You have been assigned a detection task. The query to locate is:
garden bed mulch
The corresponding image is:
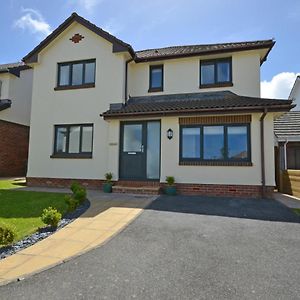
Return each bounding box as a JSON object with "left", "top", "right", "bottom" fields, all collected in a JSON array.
[{"left": 0, "top": 199, "right": 90, "bottom": 260}]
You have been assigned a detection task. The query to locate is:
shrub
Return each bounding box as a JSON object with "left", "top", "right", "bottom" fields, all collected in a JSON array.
[
  {"left": 105, "top": 172, "right": 113, "bottom": 183},
  {"left": 0, "top": 224, "right": 16, "bottom": 245},
  {"left": 70, "top": 182, "right": 87, "bottom": 205},
  {"left": 74, "top": 187, "right": 87, "bottom": 204},
  {"left": 166, "top": 176, "right": 175, "bottom": 186},
  {"left": 70, "top": 181, "right": 81, "bottom": 194},
  {"left": 64, "top": 195, "right": 79, "bottom": 212},
  {"left": 41, "top": 207, "right": 62, "bottom": 228}
]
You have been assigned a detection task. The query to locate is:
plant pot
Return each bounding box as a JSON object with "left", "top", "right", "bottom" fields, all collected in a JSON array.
[
  {"left": 103, "top": 183, "right": 112, "bottom": 193},
  {"left": 165, "top": 185, "right": 177, "bottom": 196}
]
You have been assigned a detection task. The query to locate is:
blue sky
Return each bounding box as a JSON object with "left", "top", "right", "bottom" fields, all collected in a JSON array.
[{"left": 1, "top": 0, "right": 299, "bottom": 98}]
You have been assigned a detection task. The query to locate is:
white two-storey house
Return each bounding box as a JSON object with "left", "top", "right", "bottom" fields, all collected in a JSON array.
[{"left": 23, "top": 13, "right": 293, "bottom": 197}]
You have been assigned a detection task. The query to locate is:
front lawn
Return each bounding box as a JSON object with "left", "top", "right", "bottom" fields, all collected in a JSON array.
[
  {"left": 0, "top": 189, "right": 68, "bottom": 246},
  {"left": 0, "top": 178, "right": 26, "bottom": 190}
]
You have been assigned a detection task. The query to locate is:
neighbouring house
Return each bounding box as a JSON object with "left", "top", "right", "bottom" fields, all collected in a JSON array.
[
  {"left": 22, "top": 12, "right": 294, "bottom": 197},
  {"left": 274, "top": 75, "right": 300, "bottom": 197},
  {"left": 289, "top": 75, "right": 300, "bottom": 110},
  {"left": 0, "top": 63, "right": 33, "bottom": 177}
]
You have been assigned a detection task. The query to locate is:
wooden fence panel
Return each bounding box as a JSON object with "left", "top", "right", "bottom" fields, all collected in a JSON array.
[{"left": 281, "top": 170, "right": 300, "bottom": 198}]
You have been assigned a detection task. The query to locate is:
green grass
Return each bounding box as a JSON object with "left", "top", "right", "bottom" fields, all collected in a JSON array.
[
  {"left": 292, "top": 208, "right": 300, "bottom": 216},
  {"left": 0, "top": 178, "right": 26, "bottom": 190},
  {"left": 0, "top": 187, "right": 68, "bottom": 246}
]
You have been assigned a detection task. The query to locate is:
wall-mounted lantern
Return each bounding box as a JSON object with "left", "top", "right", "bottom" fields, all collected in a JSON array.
[{"left": 167, "top": 128, "right": 173, "bottom": 140}]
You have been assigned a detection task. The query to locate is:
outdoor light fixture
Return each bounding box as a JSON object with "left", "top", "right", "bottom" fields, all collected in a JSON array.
[{"left": 167, "top": 128, "right": 173, "bottom": 140}]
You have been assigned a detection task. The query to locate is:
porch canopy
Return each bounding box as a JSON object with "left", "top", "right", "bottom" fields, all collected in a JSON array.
[{"left": 102, "top": 91, "right": 294, "bottom": 119}]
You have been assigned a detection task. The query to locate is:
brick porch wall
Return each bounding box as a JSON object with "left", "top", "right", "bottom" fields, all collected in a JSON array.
[
  {"left": 0, "top": 120, "right": 29, "bottom": 177},
  {"left": 26, "top": 177, "right": 106, "bottom": 189},
  {"left": 27, "top": 176, "right": 273, "bottom": 198},
  {"left": 167, "top": 183, "right": 274, "bottom": 198}
]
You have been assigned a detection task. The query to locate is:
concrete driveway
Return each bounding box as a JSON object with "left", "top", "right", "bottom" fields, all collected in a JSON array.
[{"left": 1, "top": 196, "right": 300, "bottom": 299}]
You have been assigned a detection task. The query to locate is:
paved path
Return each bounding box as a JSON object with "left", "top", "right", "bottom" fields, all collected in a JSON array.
[
  {"left": 0, "top": 196, "right": 299, "bottom": 299},
  {"left": 273, "top": 192, "right": 300, "bottom": 209},
  {"left": 0, "top": 189, "right": 155, "bottom": 286}
]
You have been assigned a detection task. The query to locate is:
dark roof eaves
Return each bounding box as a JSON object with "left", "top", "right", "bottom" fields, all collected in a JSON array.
[
  {"left": 0, "top": 65, "right": 31, "bottom": 77},
  {"left": 22, "top": 13, "right": 274, "bottom": 65},
  {"left": 23, "top": 13, "right": 135, "bottom": 63}
]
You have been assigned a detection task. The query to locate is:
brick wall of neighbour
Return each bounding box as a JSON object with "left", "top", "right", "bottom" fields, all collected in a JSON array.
[
  {"left": 0, "top": 120, "right": 29, "bottom": 177},
  {"left": 27, "top": 176, "right": 273, "bottom": 198}
]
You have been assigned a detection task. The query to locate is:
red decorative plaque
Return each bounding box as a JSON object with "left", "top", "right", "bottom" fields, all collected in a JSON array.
[{"left": 70, "top": 33, "right": 84, "bottom": 43}]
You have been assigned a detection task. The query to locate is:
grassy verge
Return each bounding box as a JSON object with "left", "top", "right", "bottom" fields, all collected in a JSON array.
[
  {"left": 0, "top": 178, "right": 26, "bottom": 190},
  {"left": 292, "top": 208, "right": 300, "bottom": 216},
  {"left": 0, "top": 179, "right": 68, "bottom": 246}
]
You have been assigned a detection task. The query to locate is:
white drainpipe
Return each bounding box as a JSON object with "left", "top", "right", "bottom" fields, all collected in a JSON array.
[{"left": 283, "top": 140, "right": 288, "bottom": 170}]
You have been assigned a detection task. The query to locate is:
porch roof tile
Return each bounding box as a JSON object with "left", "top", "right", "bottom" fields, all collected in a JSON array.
[{"left": 102, "top": 91, "right": 294, "bottom": 119}]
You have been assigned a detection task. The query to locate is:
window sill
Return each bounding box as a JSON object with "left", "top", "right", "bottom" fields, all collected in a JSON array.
[
  {"left": 199, "top": 82, "right": 233, "bottom": 89},
  {"left": 148, "top": 87, "right": 163, "bottom": 93},
  {"left": 54, "top": 83, "right": 95, "bottom": 91},
  {"left": 179, "top": 160, "right": 252, "bottom": 167},
  {"left": 50, "top": 153, "right": 92, "bottom": 159}
]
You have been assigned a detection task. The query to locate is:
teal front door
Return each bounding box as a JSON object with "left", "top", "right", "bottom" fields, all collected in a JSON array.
[{"left": 120, "top": 121, "right": 160, "bottom": 180}]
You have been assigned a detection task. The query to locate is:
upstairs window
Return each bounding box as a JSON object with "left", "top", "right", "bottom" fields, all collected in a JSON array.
[
  {"left": 56, "top": 59, "right": 96, "bottom": 90},
  {"left": 200, "top": 58, "right": 232, "bottom": 88},
  {"left": 53, "top": 124, "right": 93, "bottom": 158},
  {"left": 149, "top": 65, "right": 163, "bottom": 92}
]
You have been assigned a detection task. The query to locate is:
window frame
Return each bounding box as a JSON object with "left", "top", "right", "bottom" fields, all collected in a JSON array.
[
  {"left": 55, "top": 59, "right": 96, "bottom": 90},
  {"left": 148, "top": 64, "right": 164, "bottom": 92},
  {"left": 199, "top": 57, "right": 233, "bottom": 89},
  {"left": 179, "top": 123, "right": 251, "bottom": 165},
  {"left": 52, "top": 123, "right": 94, "bottom": 158}
]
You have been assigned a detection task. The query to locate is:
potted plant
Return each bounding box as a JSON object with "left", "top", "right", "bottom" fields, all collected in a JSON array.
[
  {"left": 103, "top": 172, "right": 113, "bottom": 193},
  {"left": 165, "top": 176, "right": 176, "bottom": 196}
]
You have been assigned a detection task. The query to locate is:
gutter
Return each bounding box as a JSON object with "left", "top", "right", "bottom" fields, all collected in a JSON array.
[
  {"left": 124, "top": 58, "right": 133, "bottom": 103},
  {"left": 260, "top": 108, "right": 267, "bottom": 198}
]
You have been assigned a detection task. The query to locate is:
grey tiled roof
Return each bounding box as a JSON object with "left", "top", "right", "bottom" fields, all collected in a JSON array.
[
  {"left": 0, "top": 62, "right": 30, "bottom": 76},
  {"left": 22, "top": 12, "right": 275, "bottom": 64},
  {"left": 135, "top": 40, "right": 274, "bottom": 62},
  {"left": 274, "top": 111, "right": 300, "bottom": 140},
  {"left": 0, "top": 99, "right": 12, "bottom": 111},
  {"left": 102, "top": 91, "right": 293, "bottom": 118},
  {"left": 0, "top": 62, "right": 24, "bottom": 71}
]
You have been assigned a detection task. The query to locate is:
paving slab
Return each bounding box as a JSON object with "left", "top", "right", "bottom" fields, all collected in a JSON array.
[
  {"left": 0, "top": 189, "right": 155, "bottom": 286},
  {"left": 273, "top": 192, "right": 300, "bottom": 209}
]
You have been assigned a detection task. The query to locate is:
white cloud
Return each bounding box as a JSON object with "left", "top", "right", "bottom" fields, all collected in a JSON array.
[
  {"left": 261, "top": 72, "right": 298, "bottom": 99},
  {"left": 14, "top": 8, "right": 51, "bottom": 37},
  {"left": 77, "top": 0, "right": 103, "bottom": 12}
]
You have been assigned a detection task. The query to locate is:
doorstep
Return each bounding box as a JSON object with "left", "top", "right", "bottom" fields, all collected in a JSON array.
[{"left": 112, "top": 185, "right": 160, "bottom": 195}]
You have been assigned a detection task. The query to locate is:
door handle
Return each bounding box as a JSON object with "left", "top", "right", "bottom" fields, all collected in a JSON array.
[{"left": 141, "top": 145, "right": 144, "bottom": 153}]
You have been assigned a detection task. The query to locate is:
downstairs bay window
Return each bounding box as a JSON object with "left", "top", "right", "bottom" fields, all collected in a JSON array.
[
  {"left": 52, "top": 124, "right": 93, "bottom": 158},
  {"left": 180, "top": 124, "right": 251, "bottom": 166}
]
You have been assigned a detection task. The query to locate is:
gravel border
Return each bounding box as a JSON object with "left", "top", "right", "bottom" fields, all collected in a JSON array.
[{"left": 0, "top": 200, "right": 90, "bottom": 260}]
